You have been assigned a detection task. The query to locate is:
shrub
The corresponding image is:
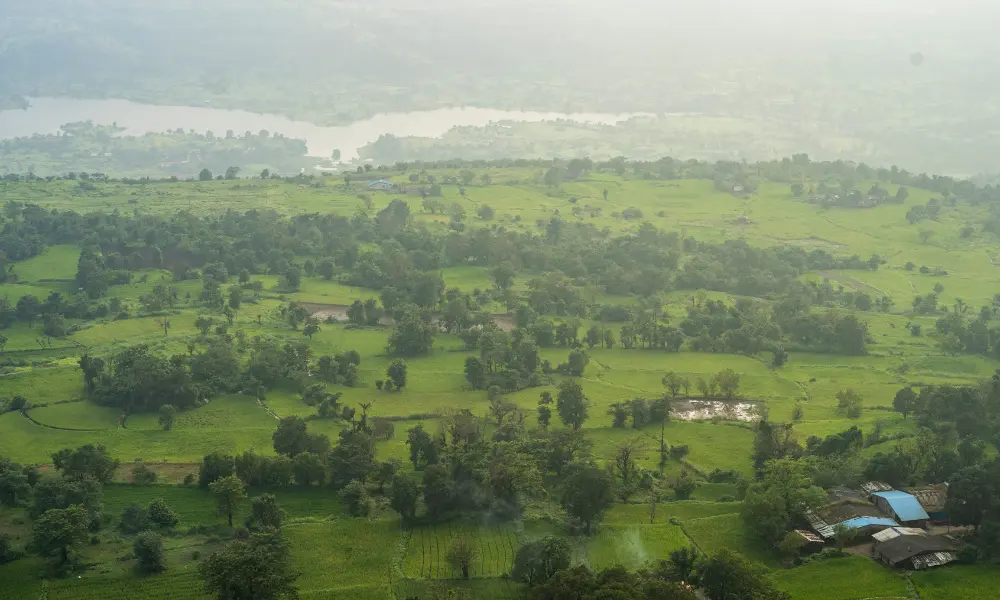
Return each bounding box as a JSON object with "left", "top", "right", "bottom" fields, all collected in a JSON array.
[
  {"left": 133, "top": 531, "right": 166, "bottom": 574},
  {"left": 147, "top": 498, "right": 179, "bottom": 529},
  {"left": 131, "top": 462, "right": 157, "bottom": 486},
  {"left": 120, "top": 503, "right": 150, "bottom": 534}
]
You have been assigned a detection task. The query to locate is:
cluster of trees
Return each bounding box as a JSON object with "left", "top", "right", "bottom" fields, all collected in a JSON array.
[
  {"left": 80, "top": 335, "right": 361, "bottom": 415},
  {"left": 929, "top": 306, "right": 1000, "bottom": 358},
  {"left": 0, "top": 445, "right": 118, "bottom": 574},
  {"left": 515, "top": 542, "right": 788, "bottom": 600}
]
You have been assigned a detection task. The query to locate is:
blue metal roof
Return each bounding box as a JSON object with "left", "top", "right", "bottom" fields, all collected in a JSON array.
[
  {"left": 367, "top": 179, "right": 393, "bottom": 186},
  {"left": 837, "top": 516, "right": 898, "bottom": 531},
  {"left": 873, "top": 491, "right": 931, "bottom": 522}
]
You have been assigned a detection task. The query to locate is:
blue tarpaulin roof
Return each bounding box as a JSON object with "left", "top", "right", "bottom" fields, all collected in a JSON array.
[
  {"left": 874, "top": 491, "right": 931, "bottom": 522},
  {"left": 837, "top": 516, "right": 898, "bottom": 531}
]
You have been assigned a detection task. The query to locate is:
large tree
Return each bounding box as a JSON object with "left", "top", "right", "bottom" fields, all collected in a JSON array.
[
  {"left": 200, "top": 531, "right": 298, "bottom": 600},
  {"left": 32, "top": 505, "right": 89, "bottom": 571},
  {"left": 556, "top": 380, "right": 589, "bottom": 430},
  {"left": 209, "top": 475, "right": 246, "bottom": 527},
  {"left": 561, "top": 466, "right": 614, "bottom": 535}
]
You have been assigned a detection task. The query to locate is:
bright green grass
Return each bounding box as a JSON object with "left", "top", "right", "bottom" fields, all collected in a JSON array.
[
  {"left": 0, "top": 365, "right": 83, "bottom": 404},
  {"left": 403, "top": 520, "right": 520, "bottom": 579},
  {"left": 394, "top": 578, "right": 523, "bottom": 600},
  {"left": 683, "top": 513, "right": 779, "bottom": 567},
  {"left": 46, "top": 571, "right": 212, "bottom": 600},
  {"left": 287, "top": 518, "right": 400, "bottom": 599},
  {"left": 28, "top": 400, "right": 121, "bottom": 430},
  {"left": 0, "top": 395, "right": 277, "bottom": 463},
  {"left": 604, "top": 501, "right": 741, "bottom": 525},
  {"left": 773, "top": 556, "right": 909, "bottom": 600},
  {"left": 583, "top": 524, "right": 690, "bottom": 570},
  {"left": 14, "top": 245, "right": 81, "bottom": 282},
  {"left": 911, "top": 564, "right": 1000, "bottom": 600}
]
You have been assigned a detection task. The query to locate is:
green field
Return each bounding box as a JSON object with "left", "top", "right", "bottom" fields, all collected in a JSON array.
[{"left": 1, "top": 167, "right": 997, "bottom": 599}]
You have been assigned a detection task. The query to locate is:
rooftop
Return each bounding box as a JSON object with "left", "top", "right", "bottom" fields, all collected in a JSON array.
[
  {"left": 908, "top": 485, "right": 948, "bottom": 513},
  {"left": 837, "top": 516, "right": 898, "bottom": 531},
  {"left": 874, "top": 491, "right": 931, "bottom": 522},
  {"left": 876, "top": 534, "right": 957, "bottom": 566},
  {"left": 872, "top": 527, "right": 929, "bottom": 543}
]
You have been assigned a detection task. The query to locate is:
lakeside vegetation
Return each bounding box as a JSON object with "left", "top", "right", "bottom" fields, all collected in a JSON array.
[{"left": 0, "top": 156, "right": 999, "bottom": 599}]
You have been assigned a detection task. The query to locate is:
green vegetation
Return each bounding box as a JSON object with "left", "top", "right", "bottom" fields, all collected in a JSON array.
[{"left": 0, "top": 157, "right": 998, "bottom": 599}]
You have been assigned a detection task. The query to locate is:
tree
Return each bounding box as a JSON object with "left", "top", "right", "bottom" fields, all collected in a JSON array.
[
  {"left": 893, "top": 387, "right": 916, "bottom": 419},
  {"left": 491, "top": 263, "right": 516, "bottom": 291},
  {"left": 0, "top": 457, "right": 32, "bottom": 507},
  {"left": 199, "top": 168, "right": 213, "bottom": 181},
  {"left": 209, "top": 475, "right": 246, "bottom": 527},
  {"left": 464, "top": 356, "right": 487, "bottom": 389},
  {"left": 327, "top": 429, "right": 376, "bottom": 490},
  {"left": 292, "top": 453, "right": 326, "bottom": 487},
  {"left": 272, "top": 417, "right": 314, "bottom": 457},
  {"left": 51, "top": 444, "right": 119, "bottom": 483},
  {"left": 771, "top": 346, "right": 788, "bottom": 368},
  {"left": 195, "top": 316, "right": 215, "bottom": 335},
  {"left": 556, "top": 380, "right": 589, "bottom": 430},
  {"left": 698, "top": 549, "right": 787, "bottom": 600},
  {"left": 946, "top": 462, "right": 999, "bottom": 530},
  {"left": 16, "top": 294, "right": 41, "bottom": 327},
  {"left": 667, "top": 546, "right": 701, "bottom": 583},
  {"left": 537, "top": 405, "right": 552, "bottom": 428},
  {"left": 302, "top": 317, "right": 320, "bottom": 339},
  {"left": 561, "top": 466, "right": 615, "bottom": 535},
  {"left": 318, "top": 258, "right": 335, "bottom": 281},
  {"left": 0, "top": 334, "right": 7, "bottom": 354},
  {"left": 714, "top": 369, "right": 740, "bottom": 399},
  {"left": 511, "top": 536, "right": 572, "bottom": 585},
  {"left": 147, "top": 497, "right": 179, "bottom": 528},
  {"left": 249, "top": 494, "right": 285, "bottom": 530},
  {"left": 390, "top": 473, "right": 420, "bottom": 522},
  {"left": 387, "top": 359, "right": 408, "bottom": 390},
  {"left": 31, "top": 505, "right": 89, "bottom": 570},
  {"left": 225, "top": 166, "right": 241, "bottom": 180},
  {"left": 158, "top": 404, "right": 177, "bottom": 431},
  {"left": 200, "top": 532, "right": 298, "bottom": 600},
  {"left": 563, "top": 349, "right": 589, "bottom": 376},
  {"left": 672, "top": 471, "right": 697, "bottom": 500},
  {"left": 662, "top": 372, "right": 684, "bottom": 398},
  {"left": 741, "top": 458, "right": 825, "bottom": 544},
  {"left": 446, "top": 537, "right": 476, "bottom": 579},
  {"left": 836, "top": 389, "right": 864, "bottom": 419},
  {"left": 387, "top": 312, "right": 437, "bottom": 356},
  {"left": 133, "top": 531, "right": 166, "bottom": 574}
]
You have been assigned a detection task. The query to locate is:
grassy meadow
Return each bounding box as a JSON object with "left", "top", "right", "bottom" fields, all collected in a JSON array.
[{"left": 1, "top": 170, "right": 998, "bottom": 599}]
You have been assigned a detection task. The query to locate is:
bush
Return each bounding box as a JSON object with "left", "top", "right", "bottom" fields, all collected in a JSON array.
[
  {"left": 147, "top": 498, "right": 179, "bottom": 529},
  {"left": 0, "top": 533, "right": 22, "bottom": 564},
  {"left": 341, "top": 480, "right": 373, "bottom": 517},
  {"left": 131, "top": 462, "right": 157, "bottom": 485},
  {"left": 133, "top": 531, "right": 166, "bottom": 574},
  {"left": 120, "top": 503, "right": 150, "bottom": 534}
]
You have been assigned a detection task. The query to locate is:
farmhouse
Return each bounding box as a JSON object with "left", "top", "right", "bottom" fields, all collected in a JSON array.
[
  {"left": 873, "top": 532, "right": 958, "bottom": 570},
  {"left": 367, "top": 179, "right": 395, "bottom": 191},
  {"left": 836, "top": 516, "right": 898, "bottom": 537},
  {"left": 872, "top": 491, "right": 930, "bottom": 528}
]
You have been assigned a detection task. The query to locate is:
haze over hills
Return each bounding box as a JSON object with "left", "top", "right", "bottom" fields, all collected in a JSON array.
[{"left": 2, "top": 0, "right": 1000, "bottom": 174}]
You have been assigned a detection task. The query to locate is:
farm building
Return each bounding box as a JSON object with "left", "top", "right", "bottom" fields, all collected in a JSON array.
[
  {"left": 873, "top": 533, "right": 958, "bottom": 569},
  {"left": 908, "top": 485, "right": 949, "bottom": 521},
  {"left": 791, "top": 530, "right": 826, "bottom": 553},
  {"left": 872, "top": 491, "right": 930, "bottom": 527},
  {"left": 836, "top": 516, "right": 898, "bottom": 537},
  {"left": 367, "top": 179, "right": 395, "bottom": 191},
  {"left": 862, "top": 481, "right": 894, "bottom": 495}
]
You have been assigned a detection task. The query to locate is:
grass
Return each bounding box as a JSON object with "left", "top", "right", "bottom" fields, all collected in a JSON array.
[
  {"left": 773, "top": 556, "right": 910, "bottom": 600},
  {"left": 583, "top": 524, "right": 690, "bottom": 570},
  {"left": 1, "top": 172, "right": 999, "bottom": 599},
  {"left": 683, "top": 513, "right": 779, "bottom": 568},
  {"left": 402, "top": 520, "right": 520, "bottom": 579},
  {"left": 911, "top": 564, "right": 1000, "bottom": 600}
]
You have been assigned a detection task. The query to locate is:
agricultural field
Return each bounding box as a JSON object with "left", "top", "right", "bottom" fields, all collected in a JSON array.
[{"left": 1, "top": 166, "right": 999, "bottom": 599}]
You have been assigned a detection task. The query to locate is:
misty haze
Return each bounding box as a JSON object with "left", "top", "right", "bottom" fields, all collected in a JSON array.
[{"left": 0, "top": 2, "right": 997, "bottom": 600}]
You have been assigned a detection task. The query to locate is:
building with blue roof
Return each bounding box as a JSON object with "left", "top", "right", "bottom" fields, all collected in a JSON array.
[
  {"left": 836, "top": 516, "right": 898, "bottom": 535},
  {"left": 367, "top": 179, "right": 395, "bottom": 191},
  {"left": 873, "top": 491, "right": 930, "bottom": 526}
]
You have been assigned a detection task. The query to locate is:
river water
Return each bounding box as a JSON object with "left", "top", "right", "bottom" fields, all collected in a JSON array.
[{"left": 0, "top": 97, "right": 646, "bottom": 161}]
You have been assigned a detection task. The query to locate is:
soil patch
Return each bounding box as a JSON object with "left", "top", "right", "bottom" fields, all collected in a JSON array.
[{"left": 670, "top": 398, "right": 759, "bottom": 422}]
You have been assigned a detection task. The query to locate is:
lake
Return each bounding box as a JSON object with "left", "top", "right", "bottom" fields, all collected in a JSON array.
[{"left": 0, "top": 97, "right": 647, "bottom": 161}]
